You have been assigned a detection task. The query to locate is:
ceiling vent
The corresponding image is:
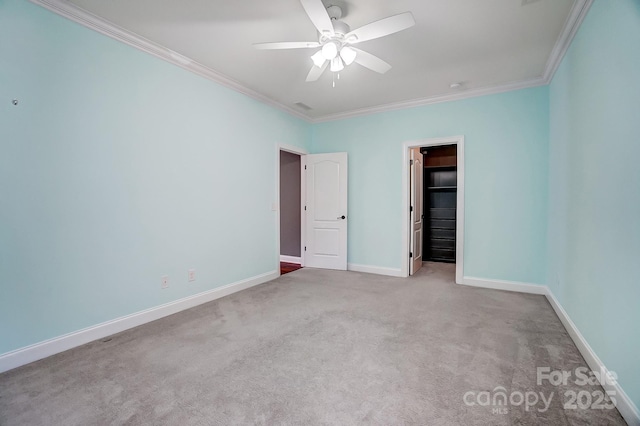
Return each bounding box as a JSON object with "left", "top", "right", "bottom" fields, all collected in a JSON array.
[
  {"left": 521, "top": 0, "right": 542, "bottom": 5},
  {"left": 294, "top": 102, "right": 313, "bottom": 111}
]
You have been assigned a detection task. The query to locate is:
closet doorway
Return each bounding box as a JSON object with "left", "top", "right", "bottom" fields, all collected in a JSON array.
[
  {"left": 402, "top": 137, "right": 465, "bottom": 282},
  {"left": 277, "top": 145, "right": 306, "bottom": 275},
  {"left": 422, "top": 145, "right": 457, "bottom": 263}
]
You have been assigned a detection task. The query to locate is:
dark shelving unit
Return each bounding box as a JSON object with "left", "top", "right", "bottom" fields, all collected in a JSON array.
[{"left": 423, "top": 150, "right": 457, "bottom": 263}]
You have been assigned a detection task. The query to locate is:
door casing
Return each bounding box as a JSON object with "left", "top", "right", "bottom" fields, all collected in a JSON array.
[
  {"left": 276, "top": 144, "right": 307, "bottom": 274},
  {"left": 401, "top": 136, "right": 465, "bottom": 282}
]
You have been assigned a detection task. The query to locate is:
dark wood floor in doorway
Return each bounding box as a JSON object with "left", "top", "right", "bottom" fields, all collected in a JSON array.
[{"left": 280, "top": 262, "right": 302, "bottom": 275}]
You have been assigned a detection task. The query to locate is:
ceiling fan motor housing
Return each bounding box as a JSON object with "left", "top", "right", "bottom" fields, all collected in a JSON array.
[
  {"left": 326, "top": 5, "right": 343, "bottom": 20},
  {"left": 332, "top": 20, "right": 350, "bottom": 36}
]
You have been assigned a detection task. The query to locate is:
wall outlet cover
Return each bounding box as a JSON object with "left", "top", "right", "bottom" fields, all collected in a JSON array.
[
  {"left": 161, "top": 275, "right": 169, "bottom": 289},
  {"left": 188, "top": 269, "right": 196, "bottom": 282}
]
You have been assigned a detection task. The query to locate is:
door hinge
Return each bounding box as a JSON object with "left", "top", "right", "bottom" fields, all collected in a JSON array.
[
  {"left": 304, "top": 246, "right": 307, "bottom": 251},
  {"left": 304, "top": 165, "right": 307, "bottom": 170},
  {"left": 410, "top": 252, "right": 413, "bottom": 258},
  {"left": 410, "top": 160, "right": 414, "bottom": 166},
  {"left": 410, "top": 206, "right": 413, "bottom": 212},
  {"left": 304, "top": 205, "right": 307, "bottom": 211}
]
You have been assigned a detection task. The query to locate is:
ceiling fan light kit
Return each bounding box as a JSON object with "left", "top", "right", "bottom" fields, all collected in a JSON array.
[
  {"left": 340, "top": 46, "right": 357, "bottom": 66},
  {"left": 321, "top": 41, "right": 338, "bottom": 60},
  {"left": 253, "top": 0, "right": 415, "bottom": 84},
  {"left": 330, "top": 56, "right": 344, "bottom": 72},
  {"left": 311, "top": 50, "right": 326, "bottom": 67}
]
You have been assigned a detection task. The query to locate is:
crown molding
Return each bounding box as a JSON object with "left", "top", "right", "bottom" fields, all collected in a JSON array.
[
  {"left": 28, "top": 0, "right": 312, "bottom": 123},
  {"left": 312, "top": 0, "right": 592, "bottom": 123},
  {"left": 542, "top": 0, "right": 594, "bottom": 83},
  {"left": 311, "top": 77, "right": 547, "bottom": 123},
  {"left": 29, "top": 0, "right": 592, "bottom": 124}
]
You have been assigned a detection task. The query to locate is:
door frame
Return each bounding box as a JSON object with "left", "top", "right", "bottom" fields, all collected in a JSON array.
[
  {"left": 276, "top": 144, "right": 308, "bottom": 275},
  {"left": 401, "top": 136, "right": 465, "bottom": 282}
]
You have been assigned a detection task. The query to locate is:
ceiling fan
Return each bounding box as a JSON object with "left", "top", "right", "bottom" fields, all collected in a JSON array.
[{"left": 253, "top": 0, "right": 415, "bottom": 82}]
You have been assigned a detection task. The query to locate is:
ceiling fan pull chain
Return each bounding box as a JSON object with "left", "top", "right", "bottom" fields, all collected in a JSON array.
[{"left": 332, "top": 73, "right": 336, "bottom": 88}]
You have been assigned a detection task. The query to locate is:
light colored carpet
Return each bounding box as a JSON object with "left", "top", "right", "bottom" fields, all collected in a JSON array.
[{"left": 0, "top": 263, "right": 626, "bottom": 425}]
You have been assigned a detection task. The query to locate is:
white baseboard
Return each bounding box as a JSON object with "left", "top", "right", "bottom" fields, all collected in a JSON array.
[
  {"left": 545, "top": 289, "right": 640, "bottom": 426},
  {"left": 0, "top": 270, "right": 278, "bottom": 373},
  {"left": 2, "top": 268, "right": 637, "bottom": 425},
  {"left": 280, "top": 255, "right": 301, "bottom": 264},
  {"left": 347, "top": 263, "right": 404, "bottom": 277},
  {"left": 460, "top": 276, "right": 639, "bottom": 425},
  {"left": 461, "top": 276, "right": 548, "bottom": 295}
]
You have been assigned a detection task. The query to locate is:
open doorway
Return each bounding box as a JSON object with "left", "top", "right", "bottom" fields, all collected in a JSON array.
[
  {"left": 277, "top": 145, "right": 306, "bottom": 275},
  {"left": 422, "top": 145, "right": 457, "bottom": 263},
  {"left": 402, "top": 137, "right": 465, "bottom": 282},
  {"left": 276, "top": 146, "right": 349, "bottom": 275}
]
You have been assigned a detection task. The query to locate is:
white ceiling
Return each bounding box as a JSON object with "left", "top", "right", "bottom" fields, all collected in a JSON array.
[{"left": 57, "top": 0, "right": 578, "bottom": 120}]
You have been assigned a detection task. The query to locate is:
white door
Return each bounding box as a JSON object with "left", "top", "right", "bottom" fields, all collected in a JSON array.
[
  {"left": 304, "top": 153, "right": 348, "bottom": 270},
  {"left": 409, "top": 148, "right": 424, "bottom": 275}
]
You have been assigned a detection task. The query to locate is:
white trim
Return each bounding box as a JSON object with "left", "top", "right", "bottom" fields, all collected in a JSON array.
[
  {"left": 311, "top": 0, "right": 591, "bottom": 122},
  {"left": 0, "top": 270, "right": 278, "bottom": 373},
  {"left": 542, "top": 0, "right": 594, "bottom": 83},
  {"left": 276, "top": 144, "right": 308, "bottom": 274},
  {"left": 461, "top": 276, "right": 547, "bottom": 295},
  {"left": 545, "top": 290, "right": 640, "bottom": 426},
  {"left": 401, "top": 136, "right": 465, "bottom": 282},
  {"left": 300, "top": 155, "right": 307, "bottom": 267},
  {"left": 347, "top": 263, "right": 404, "bottom": 278},
  {"left": 451, "top": 274, "right": 639, "bottom": 426},
  {"left": 28, "top": 0, "right": 591, "bottom": 124},
  {"left": 280, "top": 255, "right": 301, "bottom": 264},
  {"left": 314, "top": 78, "right": 546, "bottom": 123},
  {"left": 318, "top": 0, "right": 593, "bottom": 123},
  {"left": 27, "top": 0, "right": 310, "bottom": 123},
  {"left": 278, "top": 143, "right": 308, "bottom": 156},
  {"left": 455, "top": 140, "right": 465, "bottom": 285}
]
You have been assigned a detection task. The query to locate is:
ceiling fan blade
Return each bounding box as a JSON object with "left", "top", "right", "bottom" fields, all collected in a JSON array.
[
  {"left": 306, "top": 62, "right": 329, "bottom": 82},
  {"left": 253, "top": 41, "right": 320, "bottom": 50},
  {"left": 351, "top": 48, "right": 392, "bottom": 74},
  {"left": 345, "top": 12, "right": 415, "bottom": 43},
  {"left": 300, "top": 0, "right": 334, "bottom": 36}
]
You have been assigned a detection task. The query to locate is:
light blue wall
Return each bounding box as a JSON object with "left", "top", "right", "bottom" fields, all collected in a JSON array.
[
  {"left": 312, "top": 87, "right": 550, "bottom": 283},
  {"left": 548, "top": 0, "right": 640, "bottom": 409},
  {"left": 0, "top": 0, "right": 309, "bottom": 354},
  {"left": 4, "top": 1, "right": 637, "bottom": 412}
]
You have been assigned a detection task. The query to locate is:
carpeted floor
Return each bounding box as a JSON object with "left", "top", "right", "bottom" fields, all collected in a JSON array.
[{"left": 0, "top": 263, "right": 626, "bottom": 425}]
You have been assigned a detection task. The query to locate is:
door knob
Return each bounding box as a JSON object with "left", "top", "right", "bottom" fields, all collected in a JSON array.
[{"left": 338, "top": 215, "right": 346, "bottom": 220}]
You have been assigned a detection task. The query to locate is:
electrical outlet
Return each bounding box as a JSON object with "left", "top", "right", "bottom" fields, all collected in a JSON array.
[
  {"left": 188, "top": 269, "right": 196, "bottom": 282},
  {"left": 161, "top": 275, "right": 169, "bottom": 289}
]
